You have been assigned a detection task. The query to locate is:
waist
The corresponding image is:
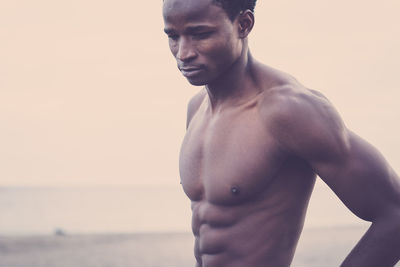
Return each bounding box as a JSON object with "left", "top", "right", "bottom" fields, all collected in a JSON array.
[{"left": 196, "top": 215, "right": 303, "bottom": 261}]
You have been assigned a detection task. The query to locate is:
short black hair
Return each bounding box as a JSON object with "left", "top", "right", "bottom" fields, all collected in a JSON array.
[{"left": 212, "top": 0, "right": 257, "bottom": 21}]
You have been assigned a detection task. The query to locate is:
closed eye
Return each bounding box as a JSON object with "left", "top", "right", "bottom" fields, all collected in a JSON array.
[
  {"left": 164, "top": 28, "right": 179, "bottom": 41},
  {"left": 192, "top": 32, "right": 213, "bottom": 40},
  {"left": 168, "top": 34, "right": 179, "bottom": 41}
]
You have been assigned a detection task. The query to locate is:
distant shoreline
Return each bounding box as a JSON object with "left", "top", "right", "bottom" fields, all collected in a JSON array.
[
  {"left": 0, "top": 224, "right": 369, "bottom": 238},
  {"left": 2, "top": 226, "right": 394, "bottom": 267}
]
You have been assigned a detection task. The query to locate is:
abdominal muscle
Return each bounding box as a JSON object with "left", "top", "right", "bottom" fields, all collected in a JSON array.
[{"left": 191, "top": 187, "right": 312, "bottom": 267}]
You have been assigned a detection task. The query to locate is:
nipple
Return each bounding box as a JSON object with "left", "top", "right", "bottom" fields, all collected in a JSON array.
[{"left": 231, "top": 186, "right": 240, "bottom": 195}]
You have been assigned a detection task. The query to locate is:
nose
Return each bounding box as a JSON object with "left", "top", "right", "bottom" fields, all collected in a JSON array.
[{"left": 176, "top": 38, "right": 197, "bottom": 62}]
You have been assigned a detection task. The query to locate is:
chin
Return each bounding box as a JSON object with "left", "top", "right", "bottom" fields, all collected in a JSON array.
[{"left": 186, "top": 77, "right": 208, "bottom": 86}]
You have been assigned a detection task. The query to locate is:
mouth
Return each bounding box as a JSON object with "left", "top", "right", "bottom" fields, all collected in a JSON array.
[{"left": 179, "top": 66, "right": 204, "bottom": 78}]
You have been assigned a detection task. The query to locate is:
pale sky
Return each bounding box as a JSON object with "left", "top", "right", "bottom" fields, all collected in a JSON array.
[{"left": 1, "top": 0, "right": 399, "bottom": 186}]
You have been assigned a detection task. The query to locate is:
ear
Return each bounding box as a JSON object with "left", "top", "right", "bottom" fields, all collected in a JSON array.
[{"left": 237, "top": 10, "right": 255, "bottom": 38}]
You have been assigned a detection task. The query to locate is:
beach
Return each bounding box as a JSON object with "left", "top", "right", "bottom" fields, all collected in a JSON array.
[
  {"left": 2, "top": 186, "right": 399, "bottom": 266},
  {"left": 2, "top": 225, "right": 398, "bottom": 267}
]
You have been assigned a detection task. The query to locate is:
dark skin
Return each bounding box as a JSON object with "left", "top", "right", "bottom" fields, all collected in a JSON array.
[{"left": 163, "top": 0, "right": 400, "bottom": 266}]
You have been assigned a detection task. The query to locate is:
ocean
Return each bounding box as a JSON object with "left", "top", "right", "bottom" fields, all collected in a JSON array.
[
  {"left": 0, "top": 180, "right": 369, "bottom": 236},
  {"left": 3, "top": 183, "right": 400, "bottom": 267}
]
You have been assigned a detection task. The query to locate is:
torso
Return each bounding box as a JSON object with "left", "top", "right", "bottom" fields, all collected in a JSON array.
[{"left": 179, "top": 84, "right": 317, "bottom": 267}]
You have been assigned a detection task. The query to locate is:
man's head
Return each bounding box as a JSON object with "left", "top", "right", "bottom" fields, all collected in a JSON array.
[{"left": 163, "top": 0, "right": 255, "bottom": 86}]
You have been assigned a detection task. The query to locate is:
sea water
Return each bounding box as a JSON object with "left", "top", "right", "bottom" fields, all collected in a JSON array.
[
  {"left": 0, "top": 180, "right": 369, "bottom": 236},
  {"left": 0, "top": 185, "right": 192, "bottom": 235}
]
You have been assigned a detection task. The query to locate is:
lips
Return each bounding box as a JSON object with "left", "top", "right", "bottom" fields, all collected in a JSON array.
[{"left": 179, "top": 66, "right": 204, "bottom": 78}]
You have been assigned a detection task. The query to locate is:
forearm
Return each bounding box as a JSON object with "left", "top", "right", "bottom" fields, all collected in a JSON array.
[{"left": 341, "top": 215, "right": 400, "bottom": 267}]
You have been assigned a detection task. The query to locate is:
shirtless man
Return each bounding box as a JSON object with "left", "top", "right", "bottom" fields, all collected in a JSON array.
[{"left": 162, "top": 0, "right": 400, "bottom": 266}]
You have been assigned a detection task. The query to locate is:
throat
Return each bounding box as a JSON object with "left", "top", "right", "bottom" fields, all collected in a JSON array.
[{"left": 205, "top": 54, "right": 261, "bottom": 112}]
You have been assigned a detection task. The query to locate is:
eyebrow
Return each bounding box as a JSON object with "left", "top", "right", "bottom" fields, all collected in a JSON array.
[
  {"left": 164, "top": 25, "right": 215, "bottom": 35},
  {"left": 185, "top": 25, "right": 215, "bottom": 33}
]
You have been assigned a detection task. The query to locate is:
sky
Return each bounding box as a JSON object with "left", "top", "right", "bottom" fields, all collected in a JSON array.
[{"left": 1, "top": 0, "right": 399, "bottom": 186}]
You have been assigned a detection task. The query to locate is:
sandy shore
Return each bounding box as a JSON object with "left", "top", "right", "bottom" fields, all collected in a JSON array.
[{"left": 1, "top": 225, "right": 398, "bottom": 267}]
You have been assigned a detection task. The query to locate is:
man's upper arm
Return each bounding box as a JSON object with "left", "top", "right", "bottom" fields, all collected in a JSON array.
[
  {"left": 316, "top": 131, "right": 400, "bottom": 221},
  {"left": 267, "top": 87, "right": 400, "bottom": 222}
]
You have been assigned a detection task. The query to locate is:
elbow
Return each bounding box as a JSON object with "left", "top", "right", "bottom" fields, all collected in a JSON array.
[
  {"left": 390, "top": 208, "right": 400, "bottom": 228},
  {"left": 388, "top": 210, "right": 400, "bottom": 230},
  {"left": 372, "top": 206, "right": 400, "bottom": 235}
]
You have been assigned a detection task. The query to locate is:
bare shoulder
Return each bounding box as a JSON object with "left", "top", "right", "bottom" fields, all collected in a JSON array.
[
  {"left": 261, "top": 83, "right": 334, "bottom": 124},
  {"left": 259, "top": 81, "right": 350, "bottom": 160},
  {"left": 186, "top": 88, "right": 207, "bottom": 128}
]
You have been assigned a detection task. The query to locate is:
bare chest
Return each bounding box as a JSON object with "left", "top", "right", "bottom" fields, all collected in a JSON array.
[{"left": 179, "top": 106, "right": 284, "bottom": 205}]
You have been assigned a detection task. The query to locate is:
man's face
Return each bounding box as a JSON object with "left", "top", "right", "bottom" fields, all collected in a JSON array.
[{"left": 163, "top": 0, "right": 242, "bottom": 86}]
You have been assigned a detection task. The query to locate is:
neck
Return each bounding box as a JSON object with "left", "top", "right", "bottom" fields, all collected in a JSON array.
[{"left": 205, "top": 45, "right": 260, "bottom": 112}]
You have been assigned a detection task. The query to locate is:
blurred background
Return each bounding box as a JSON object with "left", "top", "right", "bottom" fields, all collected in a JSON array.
[{"left": 0, "top": 0, "right": 399, "bottom": 266}]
